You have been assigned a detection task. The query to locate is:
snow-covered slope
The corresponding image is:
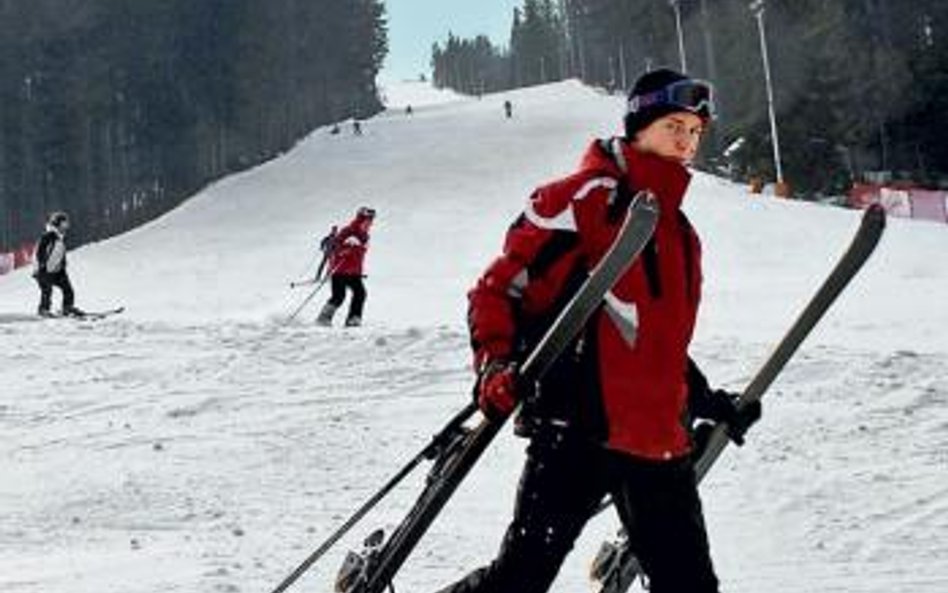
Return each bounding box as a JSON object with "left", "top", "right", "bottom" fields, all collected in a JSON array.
[{"left": 1, "top": 80, "right": 946, "bottom": 593}]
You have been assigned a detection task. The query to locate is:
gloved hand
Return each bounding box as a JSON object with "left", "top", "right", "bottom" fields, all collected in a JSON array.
[
  {"left": 708, "top": 389, "right": 762, "bottom": 446},
  {"left": 691, "top": 422, "right": 715, "bottom": 459},
  {"left": 476, "top": 359, "right": 519, "bottom": 420}
]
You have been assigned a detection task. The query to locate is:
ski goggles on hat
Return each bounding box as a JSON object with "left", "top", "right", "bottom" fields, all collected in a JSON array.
[
  {"left": 357, "top": 206, "right": 377, "bottom": 219},
  {"left": 628, "top": 79, "right": 716, "bottom": 120}
]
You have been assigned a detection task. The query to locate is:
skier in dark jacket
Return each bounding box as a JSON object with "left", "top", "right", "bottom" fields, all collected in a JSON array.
[
  {"left": 315, "top": 225, "right": 339, "bottom": 282},
  {"left": 435, "top": 69, "right": 761, "bottom": 593},
  {"left": 32, "top": 211, "right": 82, "bottom": 317},
  {"left": 317, "top": 206, "right": 375, "bottom": 327}
]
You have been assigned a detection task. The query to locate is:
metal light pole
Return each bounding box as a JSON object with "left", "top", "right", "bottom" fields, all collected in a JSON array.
[
  {"left": 669, "top": 0, "right": 688, "bottom": 73},
  {"left": 750, "top": 0, "right": 786, "bottom": 193}
]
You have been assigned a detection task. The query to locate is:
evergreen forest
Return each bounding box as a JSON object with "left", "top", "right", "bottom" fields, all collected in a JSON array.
[
  {"left": 431, "top": 0, "right": 948, "bottom": 198},
  {"left": 0, "top": 0, "right": 387, "bottom": 250}
]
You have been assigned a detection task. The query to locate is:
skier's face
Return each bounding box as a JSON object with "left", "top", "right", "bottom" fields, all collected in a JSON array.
[{"left": 634, "top": 112, "right": 705, "bottom": 164}]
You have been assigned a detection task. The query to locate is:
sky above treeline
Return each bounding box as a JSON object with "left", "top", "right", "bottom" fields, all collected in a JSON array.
[{"left": 381, "top": 0, "right": 520, "bottom": 82}]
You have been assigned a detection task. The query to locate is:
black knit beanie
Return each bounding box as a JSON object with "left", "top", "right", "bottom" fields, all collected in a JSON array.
[{"left": 623, "top": 68, "right": 692, "bottom": 139}]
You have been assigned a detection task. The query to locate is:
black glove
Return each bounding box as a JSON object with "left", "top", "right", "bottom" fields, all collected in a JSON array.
[
  {"left": 691, "top": 422, "right": 715, "bottom": 459},
  {"left": 687, "top": 358, "right": 761, "bottom": 446},
  {"left": 705, "top": 389, "right": 761, "bottom": 446}
]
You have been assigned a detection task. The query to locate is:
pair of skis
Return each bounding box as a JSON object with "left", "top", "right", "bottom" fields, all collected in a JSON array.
[
  {"left": 40, "top": 306, "right": 125, "bottom": 321},
  {"left": 269, "top": 201, "right": 885, "bottom": 593},
  {"left": 590, "top": 203, "right": 886, "bottom": 593}
]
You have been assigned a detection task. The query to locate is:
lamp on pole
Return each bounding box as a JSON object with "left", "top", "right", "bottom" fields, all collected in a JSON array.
[
  {"left": 669, "top": 0, "right": 688, "bottom": 73},
  {"left": 749, "top": 0, "right": 787, "bottom": 195}
]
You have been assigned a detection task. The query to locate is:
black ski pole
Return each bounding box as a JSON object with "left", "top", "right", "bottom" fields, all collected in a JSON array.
[
  {"left": 289, "top": 278, "right": 318, "bottom": 289},
  {"left": 268, "top": 403, "right": 478, "bottom": 593},
  {"left": 285, "top": 263, "right": 340, "bottom": 324},
  {"left": 292, "top": 249, "right": 322, "bottom": 287}
]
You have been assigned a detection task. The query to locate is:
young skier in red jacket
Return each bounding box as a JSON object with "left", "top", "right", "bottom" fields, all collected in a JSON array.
[
  {"left": 317, "top": 206, "right": 375, "bottom": 327},
  {"left": 436, "top": 69, "right": 761, "bottom": 593}
]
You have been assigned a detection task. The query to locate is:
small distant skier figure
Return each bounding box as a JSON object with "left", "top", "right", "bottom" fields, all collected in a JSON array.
[
  {"left": 32, "top": 211, "right": 83, "bottom": 317},
  {"left": 405, "top": 105, "right": 413, "bottom": 116},
  {"left": 315, "top": 225, "right": 339, "bottom": 281},
  {"left": 353, "top": 120, "right": 363, "bottom": 136},
  {"left": 330, "top": 123, "right": 341, "bottom": 136},
  {"left": 503, "top": 99, "right": 513, "bottom": 119},
  {"left": 316, "top": 206, "right": 376, "bottom": 327}
]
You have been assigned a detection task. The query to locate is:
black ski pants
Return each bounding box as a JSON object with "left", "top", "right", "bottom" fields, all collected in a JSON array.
[
  {"left": 435, "top": 428, "right": 719, "bottom": 593},
  {"left": 328, "top": 274, "right": 367, "bottom": 321},
  {"left": 35, "top": 271, "right": 74, "bottom": 313}
]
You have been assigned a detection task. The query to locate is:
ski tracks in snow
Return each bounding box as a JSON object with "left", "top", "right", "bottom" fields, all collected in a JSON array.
[
  {"left": 2, "top": 321, "right": 947, "bottom": 593},
  {"left": 696, "top": 340, "right": 948, "bottom": 593},
  {"left": 1, "top": 317, "right": 473, "bottom": 593}
]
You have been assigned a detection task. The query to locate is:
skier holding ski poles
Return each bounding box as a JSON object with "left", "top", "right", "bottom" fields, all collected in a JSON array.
[
  {"left": 435, "top": 69, "right": 761, "bottom": 593},
  {"left": 317, "top": 206, "right": 375, "bottom": 327}
]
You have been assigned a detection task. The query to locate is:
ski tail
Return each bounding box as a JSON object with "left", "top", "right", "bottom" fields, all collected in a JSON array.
[{"left": 591, "top": 204, "right": 886, "bottom": 593}]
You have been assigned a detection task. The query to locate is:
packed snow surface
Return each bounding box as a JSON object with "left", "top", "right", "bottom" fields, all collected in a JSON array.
[{"left": 1, "top": 80, "right": 946, "bottom": 593}]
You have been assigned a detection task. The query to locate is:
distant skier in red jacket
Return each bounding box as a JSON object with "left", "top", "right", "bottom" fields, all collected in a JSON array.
[
  {"left": 434, "top": 70, "right": 761, "bottom": 593},
  {"left": 317, "top": 207, "right": 375, "bottom": 327}
]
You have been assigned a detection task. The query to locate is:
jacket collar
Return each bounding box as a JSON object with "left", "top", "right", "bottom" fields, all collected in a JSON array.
[{"left": 580, "top": 138, "right": 692, "bottom": 218}]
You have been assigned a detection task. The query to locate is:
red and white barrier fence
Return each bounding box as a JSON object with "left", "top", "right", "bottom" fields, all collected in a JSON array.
[
  {"left": 0, "top": 242, "right": 35, "bottom": 276},
  {"left": 849, "top": 183, "right": 948, "bottom": 224}
]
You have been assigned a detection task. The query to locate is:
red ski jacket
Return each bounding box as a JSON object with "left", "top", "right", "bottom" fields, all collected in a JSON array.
[
  {"left": 468, "top": 139, "right": 702, "bottom": 460},
  {"left": 329, "top": 218, "right": 371, "bottom": 276}
]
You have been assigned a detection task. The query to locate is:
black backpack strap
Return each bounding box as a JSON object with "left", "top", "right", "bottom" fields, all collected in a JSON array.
[
  {"left": 595, "top": 138, "right": 636, "bottom": 224},
  {"left": 678, "top": 211, "right": 697, "bottom": 303}
]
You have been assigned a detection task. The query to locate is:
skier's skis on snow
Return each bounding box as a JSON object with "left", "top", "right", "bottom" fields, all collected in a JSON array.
[
  {"left": 73, "top": 306, "right": 125, "bottom": 320},
  {"left": 590, "top": 204, "right": 886, "bottom": 593},
  {"left": 37, "top": 306, "right": 126, "bottom": 321},
  {"left": 267, "top": 191, "right": 659, "bottom": 593}
]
